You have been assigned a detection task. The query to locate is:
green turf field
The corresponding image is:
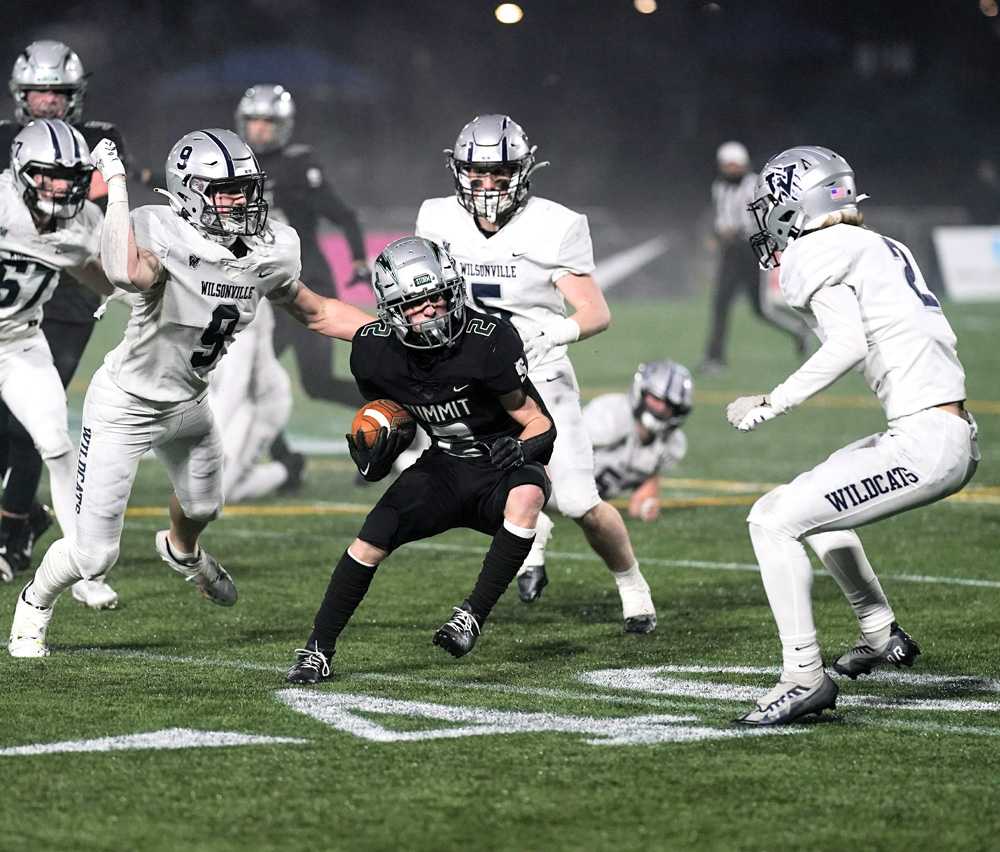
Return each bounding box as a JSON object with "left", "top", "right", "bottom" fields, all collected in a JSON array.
[{"left": 1, "top": 294, "right": 997, "bottom": 852}]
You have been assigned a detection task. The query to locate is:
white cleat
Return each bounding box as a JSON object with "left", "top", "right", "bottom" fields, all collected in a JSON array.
[
  {"left": 8, "top": 584, "right": 53, "bottom": 658},
  {"left": 619, "top": 582, "right": 657, "bottom": 635},
  {"left": 155, "top": 530, "right": 237, "bottom": 607},
  {"left": 71, "top": 578, "right": 119, "bottom": 610}
]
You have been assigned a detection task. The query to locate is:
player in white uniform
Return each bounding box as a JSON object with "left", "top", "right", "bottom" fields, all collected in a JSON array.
[
  {"left": 0, "top": 119, "right": 111, "bottom": 595},
  {"left": 9, "top": 129, "right": 371, "bottom": 657},
  {"left": 726, "top": 146, "right": 980, "bottom": 725},
  {"left": 522, "top": 360, "right": 692, "bottom": 586},
  {"left": 209, "top": 297, "right": 300, "bottom": 502},
  {"left": 416, "top": 114, "right": 656, "bottom": 633}
]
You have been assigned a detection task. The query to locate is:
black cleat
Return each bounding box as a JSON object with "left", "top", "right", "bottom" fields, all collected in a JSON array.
[
  {"left": 28, "top": 503, "right": 54, "bottom": 544},
  {"left": 735, "top": 674, "right": 839, "bottom": 726},
  {"left": 624, "top": 613, "right": 657, "bottom": 635},
  {"left": 286, "top": 643, "right": 334, "bottom": 684},
  {"left": 278, "top": 452, "right": 307, "bottom": 494},
  {"left": 432, "top": 601, "right": 480, "bottom": 658},
  {"left": 0, "top": 521, "right": 32, "bottom": 583},
  {"left": 832, "top": 622, "right": 921, "bottom": 679},
  {"left": 517, "top": 565, "right": 548, "bottom": 603}
]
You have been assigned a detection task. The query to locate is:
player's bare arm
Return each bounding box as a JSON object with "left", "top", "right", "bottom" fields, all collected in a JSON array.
[
  {"left": 500, "top": 388, "right": 552, "bottom": 441},
  {"left": 92, "top": 138, "right": 162, "bottom": 292},
  {"left": 554, "top": 272, "right": 611, "bottom": 339},
  {"left": 69, "top": 258, "right": 114, "bottom": 298},
  {"left": 628, "top": 475, "right": 661, "bottom": 522},
  {"left": 280, "top": 280, "right": 373, "bottom": 341}
]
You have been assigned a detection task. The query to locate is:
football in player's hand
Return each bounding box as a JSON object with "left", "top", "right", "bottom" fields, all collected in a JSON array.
[{"left": 350, "top": 399, "right": 414, "bottom": 448}]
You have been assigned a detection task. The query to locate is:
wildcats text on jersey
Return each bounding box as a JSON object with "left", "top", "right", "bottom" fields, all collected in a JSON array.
[
  {"left": 200, "top": 281, "right": 255, "bottom": 300},
  {"left": 823, "top": 465, "right": 920, "bottom": 512}
]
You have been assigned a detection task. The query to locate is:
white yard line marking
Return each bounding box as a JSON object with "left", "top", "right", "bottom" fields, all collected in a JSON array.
[
  {"left": 0, "top": 728, "right": 307, "bottom": 757},
  {"left": 120, "top": 518, "right": 1000, "bottom": 590}
]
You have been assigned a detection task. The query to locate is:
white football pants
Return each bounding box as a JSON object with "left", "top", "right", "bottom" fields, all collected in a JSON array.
[
  {"left": 210, "top": 300, "right": 292, "bottom": 502},
  {"left": 746, "top": 406, "right": 980, "bottom": 675},
  {"left": 28, "top": 365, "right": 224, "bottom": 606},
  {"left": 0, "top": 333, "right": 75, "bottom": 540}
]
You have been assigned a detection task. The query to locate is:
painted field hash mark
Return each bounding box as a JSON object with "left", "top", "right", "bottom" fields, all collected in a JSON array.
[{"left": 0, "top": 728, "right": 308, "bottom": 757}]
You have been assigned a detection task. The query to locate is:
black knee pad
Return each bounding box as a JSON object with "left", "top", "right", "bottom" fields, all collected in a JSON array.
[{"left": 358, "top": 504, "right": 401, "bottom": 553}]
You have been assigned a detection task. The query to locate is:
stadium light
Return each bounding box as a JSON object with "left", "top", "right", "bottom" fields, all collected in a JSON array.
[
  {"left": 495, "top": 3, "right": 524, "bottom": 24},
  {"left": 634, "top": 0, "right": 657, "bottom": 13}
]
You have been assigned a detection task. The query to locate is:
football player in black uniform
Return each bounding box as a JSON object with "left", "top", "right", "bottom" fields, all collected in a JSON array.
[
  {"left": 0, "top": 41, "right": 128, "bottom": 598},
  {"left": 235, "top": 84, "right": 369, "bottom": 415},
  {"left": 286, "top": 237, "right": 555, "bottom": 683}
]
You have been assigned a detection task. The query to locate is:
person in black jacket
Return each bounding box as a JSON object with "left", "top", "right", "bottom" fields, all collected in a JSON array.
[
  {"left": 236, "top": 84, "right": 369, "bottom": 416},
  {"left": 0, "top": 41, "right": 128, "bottom": 608}
]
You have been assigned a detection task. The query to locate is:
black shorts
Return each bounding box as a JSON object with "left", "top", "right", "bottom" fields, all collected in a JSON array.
[{"left": 358, "top": 449, "right": 550, "bottom": 553}]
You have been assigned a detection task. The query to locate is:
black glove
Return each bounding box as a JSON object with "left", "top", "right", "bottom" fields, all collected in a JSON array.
[
  {"left": 490, "top": 436, "right": 525, "bottom": 472},
  {"left": 347, "top": 426, "right": 407, "bottom": 482}
]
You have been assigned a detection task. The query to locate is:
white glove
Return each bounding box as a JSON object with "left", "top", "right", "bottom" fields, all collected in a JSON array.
[
  {"left": 523, "top": 317, "right": 579, "bottom": 364},
  {"left": 91, "top": 138, "right": 126, "bottom": 182},
  {"left": 726, "top": 394, "right": 779, "bottom": 432}
]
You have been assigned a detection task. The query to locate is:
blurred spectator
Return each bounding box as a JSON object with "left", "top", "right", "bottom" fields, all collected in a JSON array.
[{"left": 699, "top": 141, "right": 805, "bottom": 374}]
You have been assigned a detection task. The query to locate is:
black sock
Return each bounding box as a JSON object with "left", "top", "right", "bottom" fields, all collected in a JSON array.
[
  {"left": 2, "top": 436, "right": 43, "bottom": 516},
  {"left": 270, "top": 432, "right": 291, "bottom": 462},
  {"left": 307, "top": 550, "right": 377, "bottom": 654},
  {"left": 466, "top": 523, "right": 535, "bottom": 624},
  {"left": 0, "top": 512, "right": 29, "bottom": 541}
]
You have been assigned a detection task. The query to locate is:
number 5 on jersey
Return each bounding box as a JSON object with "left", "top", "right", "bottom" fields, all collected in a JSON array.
[{"left": 191, "top": 303, "right": 239, "bottom": 369}]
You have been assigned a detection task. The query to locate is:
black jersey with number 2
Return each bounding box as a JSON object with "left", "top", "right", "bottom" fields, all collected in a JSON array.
[{"left": 350, "top": 309, "right": 550, "bottom": 460}]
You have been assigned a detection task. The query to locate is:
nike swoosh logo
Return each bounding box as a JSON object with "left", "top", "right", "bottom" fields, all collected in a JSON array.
[
  {"left": 453, "top": 385, "right": 469, "bottom": 392},
  {"left": 360, "top": 463, "right": 370, "bottom": 476},
  {"left": 512, "top": 251, "right": 527, "bottom": 258},
  {"left": 257, "top": 269, "right": 270, "bottom": 278}
]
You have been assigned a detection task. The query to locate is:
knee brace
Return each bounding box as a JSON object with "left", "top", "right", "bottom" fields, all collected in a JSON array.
[
  {"left": 178, "top": 498, "right": 222, "bottom": 524},
  {"left": 71, "top": 539, "right": 120, "bottom": 581},
  {"left": 549, "top": 474, "right": 601, "bottom": 519},
  {"left": 746, "top": 485, "right": 798, "bottom": 538},
  {"left": 35, "top": 427, "right": 74, "bottom": 461}
]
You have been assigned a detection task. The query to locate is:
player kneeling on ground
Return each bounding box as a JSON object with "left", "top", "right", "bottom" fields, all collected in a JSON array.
[
  {"left": 519, "top": 360, "right": 692, "bottom": 623},
  {"left": 286, "top": 236, "right": 555, "bottom": 684},
  {"left": 727, "top": 146, "right": 980, "bottom": 725},
  {"left": 9, "top": 130, "right": 370, "bottom": 657}
]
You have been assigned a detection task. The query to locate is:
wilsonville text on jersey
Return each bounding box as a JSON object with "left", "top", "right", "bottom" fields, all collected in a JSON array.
[{"left": 200, "top": 281, "right": 256, "bottom": 300}]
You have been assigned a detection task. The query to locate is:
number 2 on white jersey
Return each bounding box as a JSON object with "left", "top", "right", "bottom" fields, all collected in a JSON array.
[{"left": 882, "top": 238, "right": 940, "bottom": 309}]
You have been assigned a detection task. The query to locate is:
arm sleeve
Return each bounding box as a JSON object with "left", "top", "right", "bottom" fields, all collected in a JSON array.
[
  {"left": 483, "top": 322, "right": 529, "bottom": 395},
  {"left": 301, "top": 157, "right": 366, "bottom": 261},
  {"left": 551, "top": 213, "right": 596, "bottom": 282},
  {"left": 768, "top": 284, "right": 868, "bottom": 413}
]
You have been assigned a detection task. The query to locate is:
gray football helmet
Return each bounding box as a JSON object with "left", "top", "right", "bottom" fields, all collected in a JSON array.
[
  {"left": 748, "top": 145, "right": 867, "bottom": 268},
  {"left": 234, "top": 84, "right": 295, "bottom": 153},
  {"left": 629, "top": 360, "right": 693, "bottom": 437},
  {"left": 161, "top": 129, "right": 268, "bottom": 239},
  {"left": 372, "top": 236, "right": 466, "bottom": 349},
  {"left": 446, "top": 114, "right": 548, "bottom": 226},
  {"left": 11, "top": 119, "right": 93, "bottom": 220},
  {"left": 9, "top": 41, "right": 87, "bottom": 125}
]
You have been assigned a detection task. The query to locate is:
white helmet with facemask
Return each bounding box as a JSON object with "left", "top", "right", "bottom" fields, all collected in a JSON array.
[
  {"left": 629, "top": 360, "right": 693, "bottom": 438},
  {"left": 372, "top": 237, "right": 466, "bottom": 350},
  {"left": 748, "top": 145, "right": 867, "bottom": 269},
  {"left": 234, "top": 84, "right": 295, "bottom": 154},
  {"left": 11, "top": 119, "right": 93, "bottom": 220},
  {"left": 446, "top": 114, "right": 548, "bottom": 227},
  {"left": 160, "top": 128, "right": 268, "bottom": 241},
  {"left": 9, "top": 40, "right": 87, "bottom": 125}
]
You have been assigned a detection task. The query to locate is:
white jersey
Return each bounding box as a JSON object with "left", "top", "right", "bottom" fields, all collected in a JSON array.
[
  {"left": 0, "top": 170, "right": 102, "bottom": 342},
  {"left": 416, "top": 195, "right": 595, "bottom": 370},
  {"left": 103, "top": 205, "right": 301, "bottom": 403},
  {"left": 584, "top": 393, "right": 686, "bottom": 499},
  {"left": 777, "top": 224, "right": 966, "bottom": 421}
]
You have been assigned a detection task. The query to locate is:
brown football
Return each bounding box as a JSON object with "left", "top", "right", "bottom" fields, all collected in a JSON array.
[{"left": 350, "top": 399, "right": 414, "bottom": 448}]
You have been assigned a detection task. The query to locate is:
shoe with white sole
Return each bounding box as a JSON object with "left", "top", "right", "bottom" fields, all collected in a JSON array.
[
  {"left": 735, "top": 673, "right": 839, "bottom": 726},
  {"left": 155, "top": 530, "right": 237, "bottom": 607},
  {"left": 71, "top": 578, "right": 119, "bottom": 610},
  {"left": 8, "top": 584, "right": 53, "bottom": 658}
]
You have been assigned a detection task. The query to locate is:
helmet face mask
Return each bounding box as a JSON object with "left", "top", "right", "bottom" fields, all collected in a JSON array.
[
  {"left": 235, "top": 84, "right": 295, "bottom": 154},
  {"left": 163, "top": 129, "right": 269, "bottom": 241},
  {"left": 9, "top": 41, "right": 87, "bottom": 126},
  {"left": 446, "top": 114, "right": 546, "bottom": 227},
  {"left": 629, "top": 360, "right": 693, "bottom": 438},
  {"left": 11, "top": 119, "right": 93, "bottom": 220},
  {"left": 747, "top": 145, "right": 864, "bottom": 269},
  {"left": 372, "top": 237, "right": 466, "bottom": 350}
]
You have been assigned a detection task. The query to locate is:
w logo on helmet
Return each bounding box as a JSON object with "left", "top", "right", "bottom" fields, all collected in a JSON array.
[{"left": 764, "top": 164, "right": 799, "bottom": 202}]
